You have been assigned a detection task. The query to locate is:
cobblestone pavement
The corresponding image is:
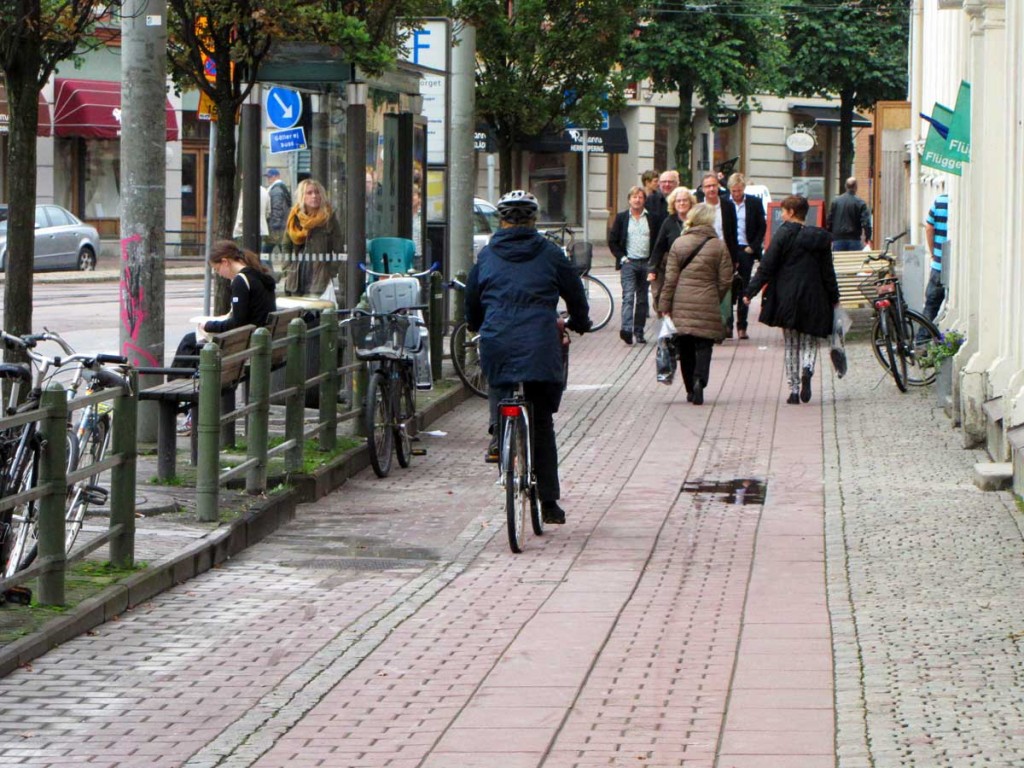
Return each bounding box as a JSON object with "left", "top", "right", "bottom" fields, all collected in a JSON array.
[{"left": 0, "top": 277, "right": 1022, "bottom": 768}]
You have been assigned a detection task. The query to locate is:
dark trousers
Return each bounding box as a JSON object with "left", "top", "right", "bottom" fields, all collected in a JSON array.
[
  {"left": 171, "top": 332, "right": 202, "bottom": 372},
  {"left": 674, "top": 335, "right": 714, "bottom": 395},
  {"left": 489, "top": 380, "right": 563, "bottom": 503},
  {"left": 733, "top": 252, "right": 756, "bottom": 331}
]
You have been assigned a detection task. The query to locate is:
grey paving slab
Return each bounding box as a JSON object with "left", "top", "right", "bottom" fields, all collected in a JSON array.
[{"left": 0, "top": 279, "right": 1020, "bottom": 768}]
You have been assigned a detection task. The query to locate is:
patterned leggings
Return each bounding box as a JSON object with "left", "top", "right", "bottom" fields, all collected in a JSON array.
[{"left": 783, "top": 329, "right": 819, "bottom": 393}]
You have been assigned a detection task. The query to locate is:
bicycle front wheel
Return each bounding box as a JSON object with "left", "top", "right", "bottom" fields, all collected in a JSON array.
[
  {"left": 365, "top": 370, "right": 394, "bottom": 478},
  {"left": 502, "top": 415, "right": 527, "bottom": 553},
  {"left": 583, "top": 275, "right": 614, "bottom": 331},
  {"left": 4, "top": 445, "right": 40, "bottom": 578},
  {"left": 394, "top": 367, "right": 415, "bottom": 469},
  {"left": 900, "top": 309, "right": 941, "bottom": 386},
  {"left": 450, "top": 322, "right": 488, "bottom": 398}
]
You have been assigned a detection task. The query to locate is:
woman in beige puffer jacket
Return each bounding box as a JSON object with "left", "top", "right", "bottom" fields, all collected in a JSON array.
[{"left": 656, "top": 203, "right": 734, "bottom": 405}]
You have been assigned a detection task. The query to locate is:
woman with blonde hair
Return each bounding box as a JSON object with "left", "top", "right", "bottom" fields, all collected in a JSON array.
[
  {"left": 657, "top": 203, "right": 733, "bottom": 405},
  {"left": 647, "top": 185, "right": 697, "bottom": 306},
  {"left": 282, "top": 178, "right": 343, "bottom": 297}
]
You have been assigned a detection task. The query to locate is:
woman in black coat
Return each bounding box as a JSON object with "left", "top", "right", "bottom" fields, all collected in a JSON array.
[
  {"left": 744, "top": 195, "right": 839, "bottom": 404},
  {"left": 647, "top": 186, "right": 696, "bottom": 307}
]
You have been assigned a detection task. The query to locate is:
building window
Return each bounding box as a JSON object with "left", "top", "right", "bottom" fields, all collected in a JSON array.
[
  {"left": 527, "top": 153, "right": 579, "bottom": 225},
  {"left": 792, "top": 141, "right": 826, "bottom": 199}
]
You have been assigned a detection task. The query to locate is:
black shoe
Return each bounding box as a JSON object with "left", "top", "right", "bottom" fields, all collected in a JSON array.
[
  {"left": 787, "top": 392, "right": 800, "bottom": 404},
  {"left": 619, "top": 330, "right": 633, "bottom": 345},
  {"left": 686, "top": 390, "right": 694, "bottom": 402},
  {"left": 800, "top": 367, "right": 813, "bottom": 403},
  {"left": 485, "top": 436, "right": 499, "bottom": 463},
  {"left": 635, "top": 331, "right": 647, "bottom": 344},
  {"left": 541, "top": 501, "right": 566, "bottom": 525},
  {"left": 691, "top": 380, "right": 704, "bottom": 406}
]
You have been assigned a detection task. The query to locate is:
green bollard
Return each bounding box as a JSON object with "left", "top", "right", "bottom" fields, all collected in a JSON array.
[
  {"left": 37, "top": 383, "right": 68, "bottom": 606},
  {"left": 319, "top": 309, "right": 338, "bottom": 451},
  {"left": 284, "top": 318, "right": 306, "bottom": 472},
  {"left": 109, "top": 369, "right": 138, "bottom": 568},
  {"left": 247, "top": 329, "right": 271, "bottom": 494},
  {"left": 196, "top": 342, "right": 221, "bottom": 523},
  {"left": 429, "top": 271, "right": 444, "bottom": 381}
]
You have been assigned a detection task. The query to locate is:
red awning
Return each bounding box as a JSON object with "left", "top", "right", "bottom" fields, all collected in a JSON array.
[
  {"left": 53, "top": 78, "right": 179, "bottom": 141},
  {"left": 0, "top": 82, "right": 52, "bottom": 137}
]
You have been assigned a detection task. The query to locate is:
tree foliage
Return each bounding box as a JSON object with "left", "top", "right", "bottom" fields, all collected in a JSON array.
[
  {"left": 459, "top": 0, "right": 636, "bottom": 191},
  {"left": 0, "top": 1, "right": 115, "bottom": 353},
  {"left": 782, "top": 0, "right": 909, "bottom": 189},
  {"left": 621, "top": 0, "right": 786, "bottom": 185},
  {"left": 166, "top": 0, "right": 436, "bottom": 309}
]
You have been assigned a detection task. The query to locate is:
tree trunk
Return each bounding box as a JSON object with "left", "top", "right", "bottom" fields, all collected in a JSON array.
[
  {"left": 2, "top": 56, "right": 43, "bottom": 362},
  {"left": 838, "top": 89, "right": 855, "bottom": 193},
  {"left": 674, "top": 81, "right": 695, "bottom": 187},
  {"left": 212, "top": 106, "right": 238, "bottom": 314}
]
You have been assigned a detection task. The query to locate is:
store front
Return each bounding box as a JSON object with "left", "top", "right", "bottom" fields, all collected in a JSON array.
[
  {"left": 0, "top": 81, "right": 53, "bottom": 202},
  {"left": 49, "top": 78, "right": 179, "bottom": 236}
]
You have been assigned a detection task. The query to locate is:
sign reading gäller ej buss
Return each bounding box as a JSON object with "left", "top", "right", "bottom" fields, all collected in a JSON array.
[{"left": 270, "top": 127, "right": 306, "bottom": 154}]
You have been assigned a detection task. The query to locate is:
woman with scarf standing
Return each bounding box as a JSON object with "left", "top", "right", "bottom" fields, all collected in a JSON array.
[{"left": 282, "top": 179, "right": 343, "bottom": 297}]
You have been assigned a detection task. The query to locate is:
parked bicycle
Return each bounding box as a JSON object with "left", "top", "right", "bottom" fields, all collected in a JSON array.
[
  {"left": 446, "top": 278, "right": 488, "bottom": 399},
  {"left": 857, "top": 231, "right": 941, "bottom": 391},
  {"left": 0, "top": 330, "right": 128, "bottom": 578},
  {"left": 542, "top": 225, "right": 614, "bottom": 331}
]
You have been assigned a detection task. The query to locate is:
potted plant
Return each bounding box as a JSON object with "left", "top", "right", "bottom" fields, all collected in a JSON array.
[{"left": 920, "top": 329, "right": 965, "bottom": 406}]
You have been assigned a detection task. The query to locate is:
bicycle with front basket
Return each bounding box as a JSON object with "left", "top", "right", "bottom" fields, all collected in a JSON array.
[
  {"left": 857, "top": 231, "right": 941, "bottom": 391},
  {"left": 543, "top": 225, "right": 614, "bottom": 331}
]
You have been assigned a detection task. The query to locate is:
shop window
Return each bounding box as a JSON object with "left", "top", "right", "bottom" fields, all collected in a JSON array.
[
  {"left": 527, "top": 153, "right": 579, "bottom": 225},
  {"left": 792, "top": 142, "right": 826, "bottom": 199}
]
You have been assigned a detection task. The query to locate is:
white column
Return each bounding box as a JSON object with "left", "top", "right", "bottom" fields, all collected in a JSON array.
[{"left": 959, "top": 0, "right": 1006, "bottom": 445}]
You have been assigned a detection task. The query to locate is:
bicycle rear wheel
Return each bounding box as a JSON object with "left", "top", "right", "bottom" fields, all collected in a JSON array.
[
  {"left": 502, "top": 415, "right": 527, "bottom": 553},
  {"left": 880, "top": 312, "right": 907, "bottom": 392},
  {"left": 450, "top": 322, "right": 488, "bottom": 398},
  {"left": 65, "top": 414, "right": 110, "bottom": 554},
  {"left": 3, "top": 445, "right": 40, "bottom": 578},
  {"left": 365, "top": 370, "right": 393, "bottom": 477},
  {"left": 394, "top": 367, "right": 415, "bottom": 469}
]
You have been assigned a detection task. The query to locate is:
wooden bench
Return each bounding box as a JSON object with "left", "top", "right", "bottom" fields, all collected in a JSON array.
[
  {"left": 139, "top": 325, "right": 255, "bottom": 480},
  {"left": 266, "top": 308, "right": 302, "bottom": 368},
  {"left": 834, "top": 249, "right": 883, "bottom": 308}
]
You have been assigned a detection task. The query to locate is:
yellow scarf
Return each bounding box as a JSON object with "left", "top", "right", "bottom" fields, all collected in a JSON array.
[{"left": 287, "top": 205, "right": 331, "bottom": 246}]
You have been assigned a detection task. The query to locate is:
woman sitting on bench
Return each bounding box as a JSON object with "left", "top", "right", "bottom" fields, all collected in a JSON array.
[{"left": 172, "top": 241, "right": 277, "bottom": 432}]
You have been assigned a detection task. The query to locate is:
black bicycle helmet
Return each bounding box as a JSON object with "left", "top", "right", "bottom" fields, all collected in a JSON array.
[{"left": 496, "top": 190, "right": 539, "bottom": 224}]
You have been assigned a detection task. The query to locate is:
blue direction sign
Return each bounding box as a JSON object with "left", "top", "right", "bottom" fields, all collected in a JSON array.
[
  {"left": 270, "top": 127, "right": 307, "bottom": 154},
  {"left": 266, "top": 87, "right": 302, "bottom": 130}
]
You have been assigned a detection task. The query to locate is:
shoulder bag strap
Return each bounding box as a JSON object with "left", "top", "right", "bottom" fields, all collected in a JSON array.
[{"left": 678, "top": 236, "right": 714, "bottom": 273}]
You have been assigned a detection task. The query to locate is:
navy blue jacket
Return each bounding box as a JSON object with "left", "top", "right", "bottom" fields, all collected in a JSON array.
[{"left": 465, "top": 227, "right": 590, "bottom": 387}]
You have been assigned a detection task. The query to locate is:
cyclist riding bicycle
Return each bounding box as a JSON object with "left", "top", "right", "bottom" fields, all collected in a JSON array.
[{"left": 465, "top": 189, "right": 591, "bottom": 525}]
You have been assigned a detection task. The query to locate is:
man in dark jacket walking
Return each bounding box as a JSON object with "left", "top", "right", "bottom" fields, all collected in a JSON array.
[
  {"left": 827, "top": 177, "right": 872, "bottom": 251},
  {"left": 723, "top": 173, "right": 767, "bottom": 339},
  {"left": 466, "top": 190, "right": 591, "bottom": 524}
]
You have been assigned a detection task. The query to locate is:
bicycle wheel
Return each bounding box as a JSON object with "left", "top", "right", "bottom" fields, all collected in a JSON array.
[
  {"left": 900, "top": 309, "right": 941, "bottom": 386},
  {"left": 365, "top": 370, "right": 393, "bottom": 478},
  {"left": 502, "top": 415, "right": 527, "bottom": 553},
  {"left": 450, "top": 322, "right": 488, "bottom": 398},
  {"left": 878, "top": 312, "right": 907, "bottom": 392},
  {"left": 394, "top": 367, "right": 415, "bottom": 469},
  {"left": 583, "top": 275, "right": 614, "bottom": 331},
  {"left": 4, "top": 445, "right": 40, "bottom": 578},
  {"left": 65, "top": 414, "right": 110, "bottom": 554}
]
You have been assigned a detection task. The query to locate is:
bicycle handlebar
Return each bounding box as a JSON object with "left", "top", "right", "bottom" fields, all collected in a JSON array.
[
  {"left": 863, "top": 230, "right": 909, "bottom": 263},
  {"left": 359, "top": 261, "right": 441, "bottom": 279}
]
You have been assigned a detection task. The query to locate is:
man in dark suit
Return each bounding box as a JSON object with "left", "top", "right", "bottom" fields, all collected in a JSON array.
[
  {"left": 722, "top": 173, "right": 766, "bottom": 340},
  {"left": 609, "top": 186, "right": 655, "bottom": 345}
]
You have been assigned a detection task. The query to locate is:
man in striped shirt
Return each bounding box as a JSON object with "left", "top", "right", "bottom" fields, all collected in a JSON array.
[{"left": 922, "top": 192, "right": 949, "bottom": 324}]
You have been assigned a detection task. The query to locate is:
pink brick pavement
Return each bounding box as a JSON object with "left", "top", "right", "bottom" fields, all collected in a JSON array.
[{"left": 0, "top": 279, "right": 837, "bottom": 767}]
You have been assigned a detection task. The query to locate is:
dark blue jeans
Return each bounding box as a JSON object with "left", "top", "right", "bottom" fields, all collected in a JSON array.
[{"left": 832, "top": 239, "right": 863, "bottom": 252}]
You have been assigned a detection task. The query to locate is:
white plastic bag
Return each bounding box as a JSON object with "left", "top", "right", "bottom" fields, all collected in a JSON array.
[{"left": 659, "top": 316, "right": 677, "bottom": 340}]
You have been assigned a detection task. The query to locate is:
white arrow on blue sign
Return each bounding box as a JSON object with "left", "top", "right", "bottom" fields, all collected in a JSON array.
[{"left": 267, "top": 87, "right": 302, "bottom": 130}]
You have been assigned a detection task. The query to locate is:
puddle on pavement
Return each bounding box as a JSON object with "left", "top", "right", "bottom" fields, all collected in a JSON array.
[{"left": 679, "top": 478, "right": 767, "bottom": 505}]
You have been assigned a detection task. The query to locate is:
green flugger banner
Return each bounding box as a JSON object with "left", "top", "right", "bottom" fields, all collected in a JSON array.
[{"left": 921, "top": 81, "right": 971, "bottom": 176}]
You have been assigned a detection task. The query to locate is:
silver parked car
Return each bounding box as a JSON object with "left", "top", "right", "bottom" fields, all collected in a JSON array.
[
  {"left": 0, "top": 204, "right": 101, "bottom": 271},
  {"left": 473, "top": 198, "right": 500, "bottom": 258}
]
